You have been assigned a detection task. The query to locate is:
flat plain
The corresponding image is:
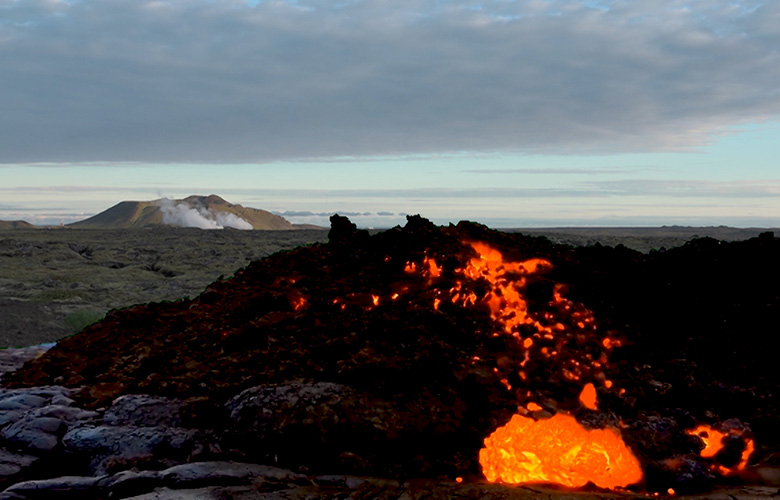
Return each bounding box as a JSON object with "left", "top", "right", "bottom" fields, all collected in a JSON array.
[
  {"left": 0, "top": 227, "right": 329, "bottom": 348},
  {"left": 1, "top": 224, "right": 776, "bottom": 348}
]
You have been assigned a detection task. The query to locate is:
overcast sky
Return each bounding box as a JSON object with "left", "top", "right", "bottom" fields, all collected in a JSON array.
[{"left": 2, "top": 0, "right": 780, "bottom": 227}]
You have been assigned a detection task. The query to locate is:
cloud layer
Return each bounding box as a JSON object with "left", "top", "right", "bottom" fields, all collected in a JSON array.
[{"left": 2, "top": 0, "right": 779, "bottom": 163}]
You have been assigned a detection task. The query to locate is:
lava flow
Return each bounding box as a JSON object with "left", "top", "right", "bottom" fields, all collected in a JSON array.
[
  {"left": 480, "top": 412, "right": 644, "bottom": 489},
  {"left": 406, "top": 241, "right": 644, "bottom": 490},
  {"left": 687, "top": 423, "right": 755, "bottom": 476}
]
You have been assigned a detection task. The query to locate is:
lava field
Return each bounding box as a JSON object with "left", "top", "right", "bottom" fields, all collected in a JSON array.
[{"left": 5, "top": 215, "right": 779, "bottom": 493}]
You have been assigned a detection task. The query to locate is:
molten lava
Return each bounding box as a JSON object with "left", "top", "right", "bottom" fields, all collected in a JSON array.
[
  {"left": 579, "top": 383, "right": 598, "bottom": 410},
  {"left": 401, "top": 241, "right": 645, "bottom": 490},
  {"left": 480, "top": 413, "right": 643, "bottom": 490},
  {"left": 452, "top": 242, "right": 552, "bottom": 334},
  {"left": 687, "top": 424, "right": 755, "bottom": 476}
]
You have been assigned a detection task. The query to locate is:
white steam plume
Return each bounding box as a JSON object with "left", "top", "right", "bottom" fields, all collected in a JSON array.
[{"left": 157, "top": 198, "right": 253, "bottom": 230}]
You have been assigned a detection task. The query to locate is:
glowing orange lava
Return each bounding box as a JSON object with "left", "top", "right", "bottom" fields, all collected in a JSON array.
[
  {"left": 288, "top": 293, "right": 308, "bottom": 312},
  {"left": 453, "top": 242, "right": 552, "bottom": 334},
  {"left": 579, "top": 383, "right": 598, "bottom": 410},
  {"left": 398, "top": 241, "right": 644, "bottom": 490},
  {"left": 444, "top": 242, "right": 620, "bottom": 387},
  {"left": 686, "top": 424, "right": 755, "bottom": 476},
  {"left": 480, "top": 413, "right": 643, "bottom": 490}
]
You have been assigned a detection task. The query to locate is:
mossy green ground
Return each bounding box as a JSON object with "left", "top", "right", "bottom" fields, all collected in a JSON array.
[{"left": 0, "top": 227, "right": 328, "bottom": 347}]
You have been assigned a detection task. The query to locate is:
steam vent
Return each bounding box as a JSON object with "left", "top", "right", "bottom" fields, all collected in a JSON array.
[{"left": 5, "top": 215, "right": 780, "bottom": 494}]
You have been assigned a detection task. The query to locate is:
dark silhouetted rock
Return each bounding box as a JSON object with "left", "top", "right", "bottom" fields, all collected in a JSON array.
[{"left": 103, "top": 395, "right": 187, "bottom": 428}]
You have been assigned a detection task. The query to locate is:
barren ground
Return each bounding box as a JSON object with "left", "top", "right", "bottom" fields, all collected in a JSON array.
[{"left": 0, "top": 227, "right": 328, "bottom": 348}]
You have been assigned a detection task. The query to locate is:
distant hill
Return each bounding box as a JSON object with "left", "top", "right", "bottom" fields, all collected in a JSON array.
[
  {"left": 0, "top": 220, "right": 37, "bottom": 230},
  {"left": 68, "top": 195, "right": 300, "bottom": 230}
]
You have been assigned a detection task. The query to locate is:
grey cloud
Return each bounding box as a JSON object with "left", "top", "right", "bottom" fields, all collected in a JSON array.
[
  {"left": 589, "top": 179, "right": 780, "bottom": 198},
  {"left": 275, "top": 210, "right": 325, "bottom": 217},
  {"left": 249, "top": 187, "right": 608, "bottom": 198},
  {"left": 461, "top": 166, "right": 653, "bottom": 175},
  {"left": 277, "top": 210, "right": 378, "bottom": 217},
  {"left": 1, "top": 185, "right": 142, "bottom": 193},
  {"left": 1, "top": 0, "right": 778, "bottom": 164},
  {"left": 9, "top": 182, "right": 777, "bottom": 202},
  {"left": 335, "top": 211, "right": 370, "bottom": 217}
]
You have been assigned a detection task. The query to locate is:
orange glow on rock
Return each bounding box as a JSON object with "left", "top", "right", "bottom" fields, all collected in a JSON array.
[
  {"left": 480, "top": 413, "right": 643, "bottom": 490},
  {"left": 579, "top": 383, "right": 598, "bottom": 410},
  {"left": 688, "top": 425, "right": 726, "bottom": 459},
  {"left": 390, "top": 240, "right": 644, "bottom": 490},
  {"left": 452, "top": 242, "right": 552, "bottom": 334},
  {"left": 424, "top": 257, "right": 442, "bottom": 278},
  {"left": 288, "top": 294, "right": 308, "bottom": 312},
  {"left": 686, "top": 424, "right": 755, "bottom": 475}
]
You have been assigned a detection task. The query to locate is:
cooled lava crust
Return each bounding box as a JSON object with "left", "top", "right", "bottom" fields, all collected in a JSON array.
[{"left": 4, "top": 215, "right": 779, "bottom": 490}]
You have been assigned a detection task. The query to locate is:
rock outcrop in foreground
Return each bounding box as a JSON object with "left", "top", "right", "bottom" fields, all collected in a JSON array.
[{"left": 1, "top": 216, "right": 780, "bottom": 497}]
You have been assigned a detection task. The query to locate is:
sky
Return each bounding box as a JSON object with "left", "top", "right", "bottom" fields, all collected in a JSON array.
[{"left": 2, "top": 0, "right": 780, "bottom": 228}]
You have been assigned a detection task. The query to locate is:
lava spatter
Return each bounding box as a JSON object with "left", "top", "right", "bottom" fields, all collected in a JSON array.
[{"left": 398, "top": 241, "right": 643, "bottom": 489}]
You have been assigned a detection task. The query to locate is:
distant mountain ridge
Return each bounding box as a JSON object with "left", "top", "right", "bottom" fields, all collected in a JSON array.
[
  {"left": 0, "top": 220, "right": 37, "bottom": 230},
  {"left": 68, "top": 195, "right": 301, "bottom": 230}
]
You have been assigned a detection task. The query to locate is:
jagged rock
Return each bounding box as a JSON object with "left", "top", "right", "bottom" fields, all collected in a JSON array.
[
  {"left": 313, "top": 474, "right": 397, "bottom": 489},
  {"left": 0, "top": 492, "right": 25, "bottom": 500},
  {"left": 0, "top": 388, "right": 78, "bottom": 428},
  {"left": 121, "top": 486, "right": 256, "bottom": 500},
  {"left": 225, "top": 381, "right": 409, "bottom": 471},
  {"left": 0, "top": 395, "right": 47, "bottom": 413},
  {"left": 2, "top": 475, "right": 103, "bottom": 498},
  {"left": 327, "top": 214, "right": 368, "bottom": 245},
  {"left": 0, "top": 413, "right": 22, "bottom": 429},
  {"left": 0, "top": 450, "right": 39, "bottom": 489},
  {"left": 0, "top": 461, "right": 307, "bottom": 500},
  {"left": 103, "top": 395, "right": 187, "bottom": 428},
  {"left": 0, "top": 347, "right": 51, "bottom": 381},
  {"left": 226, "top": 381, "right": 377, "bottom": 438},
  {"left": 0, "top": 388, "right": 76, "bottom": 407},
  {"left": 0, "top": 404, "right": 99, "bottom": 453},
  {"left": 48, "top": 395, "right": 75, "bottom": 408},
  {"left": 31, "top": 405, "right": 98, "bottom": 423},
  {"left": 644, "top": 455, "right": 718, "bottom": 495},
  {"left": 0, "top": 416, "right": 65, "bottom": 452},
  {"left": 62, "top": 425, "right": 208, "bottom": 475},
  {"left": 96, "top": 469, "right": 162, "bottom": 499},
  {"left": 622, "top": 413, "right": 700, "bottom": 461},
  {"left": 230, "top": 382, "right": 354, "bottom": 432},
  {"left": 112, "top": 463, "right": 307, "bottom": 500},
  {"left": 160, "top": 461, "right": 306, "bottom": 488}
]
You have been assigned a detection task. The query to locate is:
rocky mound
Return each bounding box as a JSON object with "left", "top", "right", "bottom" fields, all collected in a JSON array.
[
  {"left": 0, "top": 221, "right": 36, "bottom": 230},
  {"left": 68, "top": 194, "right": 297, "bottom": 230},
  {"left": 3, "top": 216, "right": 779, "bottom": 493}
]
